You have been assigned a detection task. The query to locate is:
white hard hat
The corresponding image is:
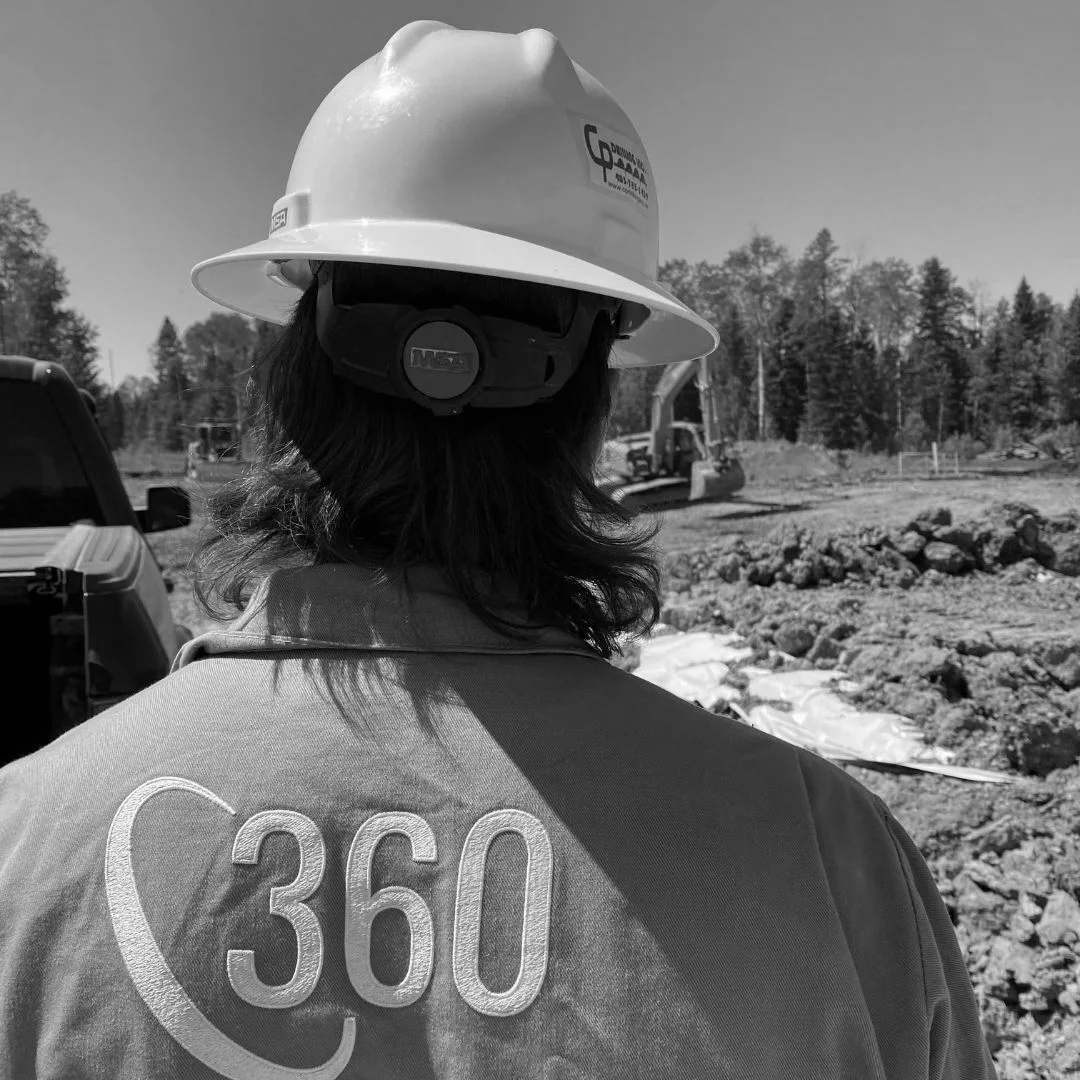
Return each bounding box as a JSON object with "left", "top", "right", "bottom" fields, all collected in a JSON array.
[{"left": 190, "top": 21, "right": 718, "bottom": 367}]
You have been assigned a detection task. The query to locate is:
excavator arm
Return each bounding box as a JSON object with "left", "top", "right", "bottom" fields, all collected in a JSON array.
[
  {"left": 604, "top": 352, "right": 743, "bottom": 512},
  {"left": 648, "top": 358, "right": 698, "bottom": 473}
]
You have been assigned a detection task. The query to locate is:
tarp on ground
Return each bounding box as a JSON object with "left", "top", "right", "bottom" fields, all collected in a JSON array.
[
  {"left": 631, "top": 630, "right": 1014, "bottom": 784},
  {"left": 631, "top": 631, "right": 755, "bottom": 711}
]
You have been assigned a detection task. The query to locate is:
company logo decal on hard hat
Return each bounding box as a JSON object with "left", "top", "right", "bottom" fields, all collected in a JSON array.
[
  {"left": 402, "top": 321, "right": 481, "bottom": 401},
  {"left": 269, "top": 207, "right": 289, "bottom": 233},
  {"left": 579, "top": 118, "right": 650, "bottom": 212}
]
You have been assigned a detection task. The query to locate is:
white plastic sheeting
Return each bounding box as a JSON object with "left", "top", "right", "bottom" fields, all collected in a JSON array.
[
  {"left": 632, "top": 631, "right": 754, "bottom": 711},
  {"left": 631, "top": 629, "right": 1014, "bottom": 784}
]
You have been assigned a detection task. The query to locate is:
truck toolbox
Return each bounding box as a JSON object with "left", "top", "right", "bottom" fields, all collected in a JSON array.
[{"left": 1, "top": 356, "right": 192, "bottom": 767}]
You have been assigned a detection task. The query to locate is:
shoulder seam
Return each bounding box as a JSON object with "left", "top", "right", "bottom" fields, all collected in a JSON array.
[{"left": 877, "top": 799, "right": 933, "bottom": 1033}]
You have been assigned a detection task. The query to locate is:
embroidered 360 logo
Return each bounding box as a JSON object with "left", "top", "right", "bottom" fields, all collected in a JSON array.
[{"left": 106, "top": 777, "right": 554, "bottom": 1080}]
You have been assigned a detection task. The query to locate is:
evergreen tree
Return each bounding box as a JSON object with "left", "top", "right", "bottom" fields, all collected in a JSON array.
[
  {"left": 801, "top": 308, "right": 859, "bottom": 449},
  {"left": 969, "top": 304, "right": 1011, "bottom": 438},
  {"left": 789, "top": 232, "right": 873, "bottom": 447},
  {"left": 54, "top": 309, "right": 105, "bottom": 398},
  {"left": 1034, "top": 291, "right": 1057, "bottom": 343},
  {"left": 793, "top": 228, "right": 848, "bottom": 327},
  {"left": 908, "top": 258, "right": 968, "bottom": 441},
  {"left": 22, "top": 254, "right": 68, "bottom": 364},
  {"left": 1056, "top": 294, "right": 1080, "bottom": 426},
  {"left": 1004, "top": 278, "right": 1054, "bottom": 430},
  {"left": 183, "top": 313, "right": 257, "bottom": 440},
  {"left": 1010, "top": 278, "right": 1041, "bottom": 341},
  {"left": 187, "top": 342, "right": 234, "bottom": 421},
  {"left": 151, "top": 318, "right": 189, "bottom": 451},
  {"left": 765, "top": 297, "right": 804, "bottom": 441}
]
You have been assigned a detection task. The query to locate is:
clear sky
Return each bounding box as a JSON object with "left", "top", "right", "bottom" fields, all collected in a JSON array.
[{"left": 3, "top": 0, "right": 1078, "bottom": 383}]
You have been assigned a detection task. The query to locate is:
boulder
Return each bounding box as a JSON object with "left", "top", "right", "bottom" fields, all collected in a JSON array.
[
  {"left": 1051, "top": 535, "right": 1080, "bottom": 577},
  {"left": 1038, "top": 643, "right": 1080, "bottom": 691},
  {"left": 1036, "top": 891, "right": 1080, "bottom": 947},
  {"left": 956, "top": 635, "right": 995, "bottom": 658},
  {"left": 910, "top": 506, "right": 952, "bottom": 534},
  {"left": 1000, "top": 558, "right": 1042, "bottom": 584},
  {"left": 822, "top": 620, "right": 858, "bottom": 642},
  {"left": 923, "top": 541, "right": 973, "bottom": 575},
  {"left": 713, "top": 553, "right": 744, "bottom": 583},
  {"left": 856, "top": 526, "right": 889, "bottom": 550},
  {"left": 932, "top": 524, "right": 976, "bottom": 552},
  {"left": 985, "top": 938, "right": 1039, "bottom": 992},
  {"left": 808, "top": 635, "right": 844, "bottom": 663},
  {"left": 1008, "top": 910, "right": 1038, "bottom": 944},
  {"left": 895, "top": 530, "right": 927, "bottom": 560},
  {"left": 1015, "top": 513, "right": 1041, "bottom": 553},
  {"left": 896, "top": 565, "right": 919, "bottom": 589},
  {"left": 820, "top": 555, "right": 847, "bottom": 583},
  {"left": 766, "top": 523, "right": 805, "bottom": 563},
  {"left": 974, "top": 503, "right": 1047, "bottom": 568},
  {"left": 746, "top": 557, "right": 782, "bottom": 587},
  {"left": 774, "top": 621, "right": 815, "bottom": 657},
  {"left": 659, "top": 600, "right": 712, "bottom": 632},
  {"left": 790, "top": 557, "right": 822, "bottom": 589}
]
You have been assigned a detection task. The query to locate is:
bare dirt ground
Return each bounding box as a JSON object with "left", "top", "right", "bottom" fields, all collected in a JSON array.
[
  {"left": 647, "top": 465, "right": 1080, "bottom": 1079},
  {"left": 132, "top": 451, "right": 1080, "bottom": 1078},
  {"left": 656, "top": 473, "right": 1079, "bottom": 552}
]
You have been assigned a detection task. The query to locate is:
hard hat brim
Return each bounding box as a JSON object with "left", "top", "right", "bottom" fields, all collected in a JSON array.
[{"left": 190, "top": 221, "right": 718, "bottom": 367}]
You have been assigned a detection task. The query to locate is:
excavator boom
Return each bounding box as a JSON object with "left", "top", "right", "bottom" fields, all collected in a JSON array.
[{"left": 600, "top": 354, "right": 745, "bottom": 512}]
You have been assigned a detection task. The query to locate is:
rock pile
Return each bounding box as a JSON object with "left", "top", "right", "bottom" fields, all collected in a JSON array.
[
  {"left": 663, "top": 503, "right": 1080, "bottom": 592},
  {"left": 862, "top": 771, "right": 1080, "bottom": 1080},
  {"left": 642, "top": 500, "right": 1080, "bottom": 1077}
]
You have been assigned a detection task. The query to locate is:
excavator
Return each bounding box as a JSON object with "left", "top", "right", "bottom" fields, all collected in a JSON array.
[{"left": 597, "top": 355, "right": 745, "bottom": 513}]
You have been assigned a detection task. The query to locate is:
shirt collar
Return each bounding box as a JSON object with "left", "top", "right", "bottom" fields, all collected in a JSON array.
[{"left": 174, "top": 562, "right": 603, "bottom": 669}]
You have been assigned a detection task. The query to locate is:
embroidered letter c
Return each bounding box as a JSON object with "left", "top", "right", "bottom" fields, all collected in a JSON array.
[{"left": 105, "top": 777, "right": 355, "bottom": 1080}]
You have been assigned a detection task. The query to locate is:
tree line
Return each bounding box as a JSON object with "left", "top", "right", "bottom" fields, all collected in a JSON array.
[
  {"left": 4, "top": 191, "right": 1078, "bottom": 457},
  {"left": 121, "top": 313, "right": 282, "bottom": 453},
  {"left": 0, "top": 191, "right": 283, "bottom": 453},
  {"left": 611, "top": 229, "right": 1080, "bottom": 456},
  {"left": 0, "top": 192, "right": 125, "bottom": 443}
]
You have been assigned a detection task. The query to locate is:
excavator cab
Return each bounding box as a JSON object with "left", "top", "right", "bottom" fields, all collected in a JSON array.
[
  {"left": 601, "top": 357, "right": 745, "bottom": 512},
  {"left": 672, "top": 423, "right": 699, "bottom": 479}
]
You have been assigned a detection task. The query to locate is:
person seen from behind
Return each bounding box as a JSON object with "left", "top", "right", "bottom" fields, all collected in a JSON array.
[{"left": 0, "top": 21, "right": 997, "bottom": 1079}]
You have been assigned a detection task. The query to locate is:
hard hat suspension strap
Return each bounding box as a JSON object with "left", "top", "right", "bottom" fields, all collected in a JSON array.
[{"left": 314, "top": 269, "right": 618, "bottom": 416}]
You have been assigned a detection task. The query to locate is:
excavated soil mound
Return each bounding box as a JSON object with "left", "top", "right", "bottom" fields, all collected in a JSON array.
[
  {"left": 663, "top": 502, "right": 1080, "bottom": 591},
  {"left": 643, "top": 502, "right": 1080, "bottom": 1078}
]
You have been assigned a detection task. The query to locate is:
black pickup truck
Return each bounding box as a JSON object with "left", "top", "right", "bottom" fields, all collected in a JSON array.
[{"left": 1, "top": 355, "right": 192, "bottom": 767}]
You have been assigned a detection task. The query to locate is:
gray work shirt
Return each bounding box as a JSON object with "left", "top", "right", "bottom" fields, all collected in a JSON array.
[{"left": 0, "top": 563, "right": 997, "bottom": 1078}]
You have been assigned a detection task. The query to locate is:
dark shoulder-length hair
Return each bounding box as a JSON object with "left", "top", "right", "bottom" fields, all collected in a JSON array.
[{"left": 191, "top": 262, "right": 662, "bottom": 658}]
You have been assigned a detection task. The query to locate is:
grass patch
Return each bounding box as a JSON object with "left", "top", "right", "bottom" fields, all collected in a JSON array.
[
  {"left": 733, "top": 441, "right": 893, "bottom": 487},
  {"left": 113, "top": 447, "right": 188, "bottom": 477}
]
